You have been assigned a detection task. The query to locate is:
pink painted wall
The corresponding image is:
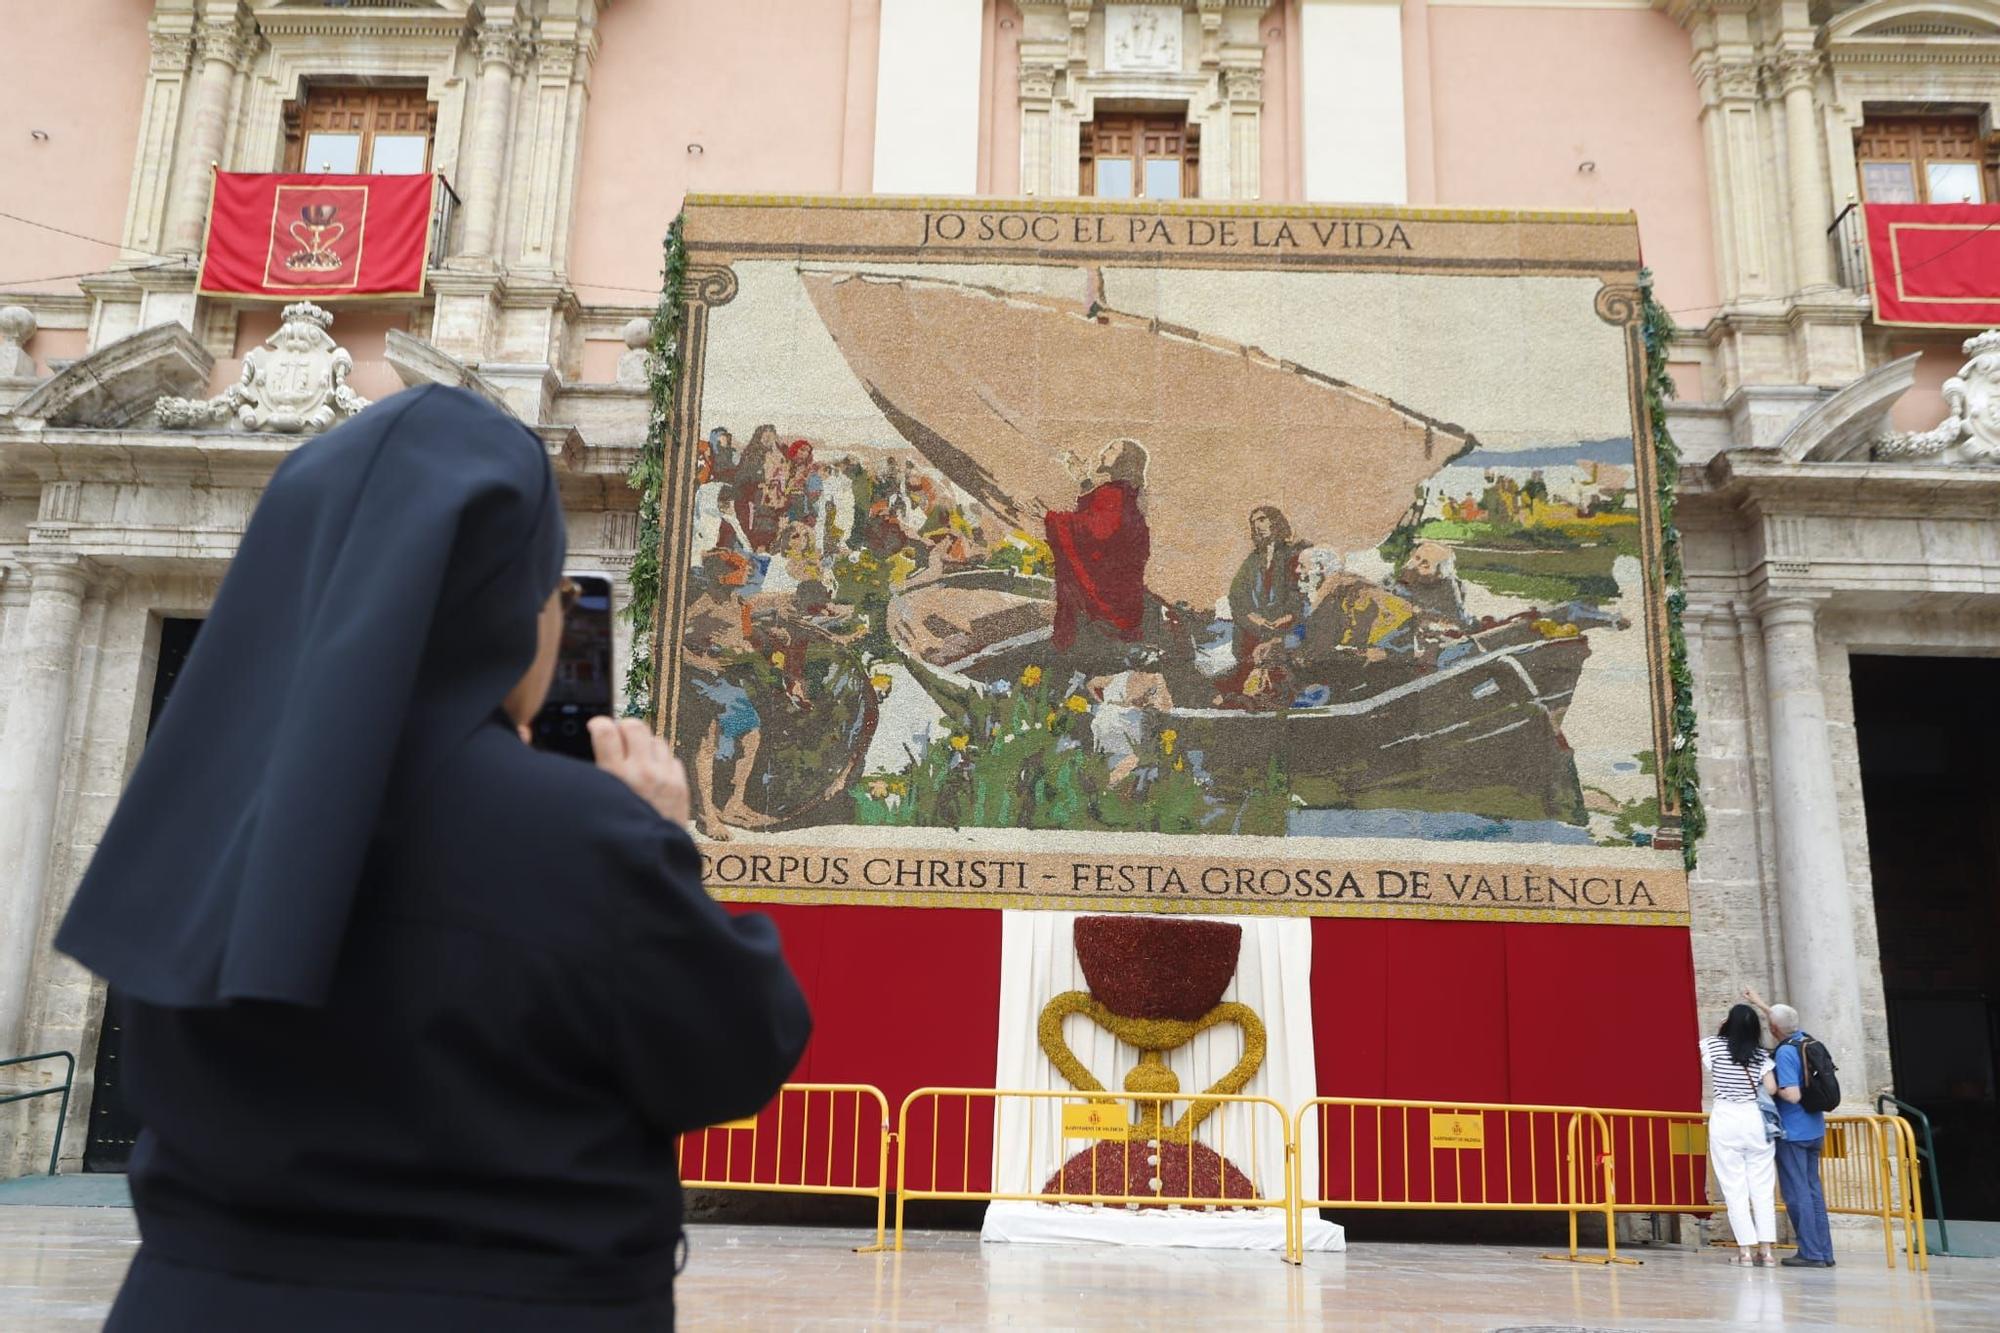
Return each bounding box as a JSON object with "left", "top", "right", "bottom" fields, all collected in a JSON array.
[
  {"left": 0, "top": 0, "right": 153, "bottom": 362},
  {"left": 983, "top": 1, "right": 1023, "bottom": 195},
  {"left": 569, "top": 1, "right": 870, "bottom": 302},
  {"left": 1886, "top": 336, "right": 1962, "bottom": 433},
  {"left": 1423, "top": 8, "right": 1718, "bottom": 320},
  {"left": 1261, "top": 4, "right": 1295, "bottom": 202}
]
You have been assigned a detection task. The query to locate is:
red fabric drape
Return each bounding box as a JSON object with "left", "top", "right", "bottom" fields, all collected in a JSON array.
[
  {"left": 1864, "top": 203, "right": 2000, "bottom": 328},
  {"left": 198, "top": 172, "right": 433, "bottom": 299},
  {"left": 724, "top": 903, "right": 1004, "bottom": 1190},
  {"left": 1308, "top": 918, "right": 1699, "bottom": 1206},
  {"left": 696, "top": 906, "right": 1696, "bottom": 1202}
]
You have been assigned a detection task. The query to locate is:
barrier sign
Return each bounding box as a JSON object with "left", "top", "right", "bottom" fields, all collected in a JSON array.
[
  {"left": 1062, "top": 1103, "right": 1132, "bottom": 1140},
  {"left": 1430, "top": 1112, "right": 1485, "bottom": 1149},
  {"left": 1668, "top": 1122, "right": 1708, "bottom": 1156}
]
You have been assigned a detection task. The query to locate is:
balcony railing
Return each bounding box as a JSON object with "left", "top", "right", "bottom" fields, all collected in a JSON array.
[
  {"left": 1828, "top": 201, "right": 1869, "bottom": 297},
  {"left": 429, "top": 173, "right": 461, "bottom": 266}
]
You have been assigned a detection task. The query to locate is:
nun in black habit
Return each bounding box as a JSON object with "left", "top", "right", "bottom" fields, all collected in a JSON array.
[{"left": 56, "top": 385, "right": 810, "bottom": 1330}]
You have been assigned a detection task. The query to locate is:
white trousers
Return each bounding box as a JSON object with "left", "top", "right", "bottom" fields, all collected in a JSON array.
[{"left": 1708, "top": 1101, "right": 1777, "bottom": 1245}]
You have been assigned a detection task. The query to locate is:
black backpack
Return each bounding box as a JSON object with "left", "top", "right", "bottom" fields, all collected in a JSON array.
[{"left": 1790, "top": 1034, "right": 1841, "bottom": 1112}]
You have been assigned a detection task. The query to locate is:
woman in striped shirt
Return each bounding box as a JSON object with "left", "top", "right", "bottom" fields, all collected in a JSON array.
[{"left": 1699, "top": 1003, "right": 1780, "bottom": 1265}]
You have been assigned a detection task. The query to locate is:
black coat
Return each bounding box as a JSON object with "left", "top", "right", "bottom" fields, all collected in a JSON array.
[{"left": 104, "top": 716, "right": 810, "bottom": 1329}]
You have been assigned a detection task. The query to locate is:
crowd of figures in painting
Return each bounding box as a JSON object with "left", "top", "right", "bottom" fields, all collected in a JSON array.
[{"left": 675, "top": 412, "right": 1660, "bottom": 850}]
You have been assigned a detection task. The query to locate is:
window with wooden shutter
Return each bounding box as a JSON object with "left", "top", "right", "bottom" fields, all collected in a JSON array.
[
  {"left": 1856, "top": 114, "right": 1995, "bottom": 205},
  {"left": 283, "top": 85, "right": 436, "bottom": 175},
  {"left": 1082, "top": 114, "right": 1200, "bottom": 200}
]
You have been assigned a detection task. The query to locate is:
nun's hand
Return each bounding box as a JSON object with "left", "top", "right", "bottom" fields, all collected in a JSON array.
[{"left": 588, "top": 716, "right": 693, "bottom": 827}]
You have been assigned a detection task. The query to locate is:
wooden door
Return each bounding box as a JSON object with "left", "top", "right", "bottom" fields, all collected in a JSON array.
[{"left": 284, "top": 85, "right": 435, "bottom": 174}]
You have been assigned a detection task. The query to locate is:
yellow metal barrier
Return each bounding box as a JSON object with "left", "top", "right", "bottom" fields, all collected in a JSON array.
[
  {"left": 1293, "top": 1097, "right": 1631, "bottom": 1266},
  {"left": 1593, "top": 1107, "right": 1926, "bottom": 1269},
  {"left": 1869, "top": 1113, "right": 1929, "bottom": 1271},
  {"left": 1818, "top": 1115, "right": 1899, "bottom": 1269},
  {"left": 672, "top": 1089, "right": 1932, "bottom": 1271},
  {"left": 679, "top": 1083, "right": 894, "bottom": 1251},
  {"left": 892, "top": 1087, "right": 1299, "bottom": 1261}
]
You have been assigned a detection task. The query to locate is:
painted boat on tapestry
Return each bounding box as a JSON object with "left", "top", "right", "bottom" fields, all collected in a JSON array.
[
  {"left": 887, "top": 569, "right": 1592, "bottom": 826},
  {"left": 800, "top": 269, "right": 1477, "bottom": 611}
]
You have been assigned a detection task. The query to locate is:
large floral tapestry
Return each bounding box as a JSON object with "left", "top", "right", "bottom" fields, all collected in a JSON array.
[{"left": 655, "top": 196, "right": 1689, "bottom": 925}]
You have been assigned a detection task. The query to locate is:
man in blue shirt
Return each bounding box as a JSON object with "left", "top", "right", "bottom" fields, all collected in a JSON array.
[{"left": 1745, "top": 987, "right": 1834, "bottom": 1267}]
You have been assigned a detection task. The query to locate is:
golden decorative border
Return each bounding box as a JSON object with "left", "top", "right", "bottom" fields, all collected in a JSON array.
[{"left": 708, "top": 884, "right": 1689, "bottom": 927}]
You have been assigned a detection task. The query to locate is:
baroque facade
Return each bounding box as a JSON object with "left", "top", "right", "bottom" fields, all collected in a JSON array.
[{"left": 3, "top": 0, "right": 1999, "bottom": 1198}]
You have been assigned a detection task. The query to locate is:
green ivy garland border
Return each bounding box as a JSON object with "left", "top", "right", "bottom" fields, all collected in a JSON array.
[
  {"left": 623, "top": 215, "right": 688, "bottom": 720},
  {"left": 1641, "top": 269, "right": 1705, "bottom": 869},
  {"left": 620, "top": 226, "right": 1708, "bottom": 869}
]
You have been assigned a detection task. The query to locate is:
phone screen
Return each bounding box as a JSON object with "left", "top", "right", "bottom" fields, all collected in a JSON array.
[{"left": 532, "top": 573, "right": 615, "bottom": 760}]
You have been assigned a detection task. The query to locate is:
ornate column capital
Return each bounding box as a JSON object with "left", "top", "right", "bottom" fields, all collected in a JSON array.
[
  {"left": 476, "top": 23, "right": 525, "bottom": 73},
  {"left": 1693, "top": 55, "right": 1761, "bottom": 106},
  {"left": 1772, "top": 49, "right": 1821, "bottom": 97},
  {"left": 194, "top": 13, "right": 257, "bottom": 70},
  {"left": 536, "top": 38, "right": 580, "bottom": 82},
  {"left": 1222, "top": 65, "right": 1263, "bottom": 106},
  {"left": 149, "top": 28, "right": 195, "bottom": 74},
  {"left": 1019, "top": 58, "right": 1062, "bottom": 104}
]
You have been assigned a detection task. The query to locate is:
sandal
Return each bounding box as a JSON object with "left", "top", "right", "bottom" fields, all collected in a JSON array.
[{"left": 1730, "top": 1253, "right": 1757, "bottom": 1267}]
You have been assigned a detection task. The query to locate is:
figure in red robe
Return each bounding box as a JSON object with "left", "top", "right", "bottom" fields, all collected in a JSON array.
[{"left": 1042, "top": 438, "right": 1151, "bottom": 651}]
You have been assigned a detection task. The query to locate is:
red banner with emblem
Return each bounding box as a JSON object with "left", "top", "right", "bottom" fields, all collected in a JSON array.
[
  {"left": 1865, "top": 203, "right": 2000, "bottom": 328},
  {"left": 197, "top": 171, "right": 433, "bottom": 299}
]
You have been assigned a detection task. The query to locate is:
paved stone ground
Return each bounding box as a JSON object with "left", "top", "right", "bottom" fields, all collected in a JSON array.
[{"left": 2, "top": 1205, "right": 1993, "bottom": 1330}]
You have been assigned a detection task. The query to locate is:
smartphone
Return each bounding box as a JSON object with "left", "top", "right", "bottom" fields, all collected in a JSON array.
[{"left": 532, "top": 572, "right": 616, "bottom": 760}]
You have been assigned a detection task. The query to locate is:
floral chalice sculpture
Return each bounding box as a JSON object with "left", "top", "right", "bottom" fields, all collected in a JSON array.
[{"left": 1038, "top": 915, "right": 1266, "bottom": 1204}]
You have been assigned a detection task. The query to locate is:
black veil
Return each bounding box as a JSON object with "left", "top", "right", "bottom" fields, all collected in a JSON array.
[{"left": 57, "top": 386, "right": 567, "bottom": 1008}]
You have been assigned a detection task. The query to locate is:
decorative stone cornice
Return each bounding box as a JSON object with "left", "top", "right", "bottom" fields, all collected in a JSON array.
[{"left": 250, "top": 1, "right": 472, "bottom": 45}]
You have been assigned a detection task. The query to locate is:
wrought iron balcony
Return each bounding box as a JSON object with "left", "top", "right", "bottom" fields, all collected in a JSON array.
[
  {"left": 1828, "top": 201, "right": 1869, "bottom": 297},
  {"left": 429, "top": 174, "right": 461, "bottom": 265}
]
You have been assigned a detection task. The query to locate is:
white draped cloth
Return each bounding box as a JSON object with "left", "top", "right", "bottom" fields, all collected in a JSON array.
[{"left": 982, "top": 910, "right": 1343, "bottom": 1251}]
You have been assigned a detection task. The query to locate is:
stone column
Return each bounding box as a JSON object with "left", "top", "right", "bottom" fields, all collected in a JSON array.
[
  {"left": 1222, "top": 66, "right": 1263, "bottom": 201},
  {"left": 459, "top": 23, "right": 523, "bottom": 266},
  {"left": 1755, "top": 596, "right": 1866, "bottom": 1099},
  {"left": 165, "top": 11, "right": 253, "bottom": 255},
  {"left": 1017, "top": 58, "right": 1060, "bottom": 198},
  {"left": 1776, "top": 50, "right": 1831, "bottom": 291},
  {"left": 0, "top": 556, "right": 94, "bottom": 1050}
]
